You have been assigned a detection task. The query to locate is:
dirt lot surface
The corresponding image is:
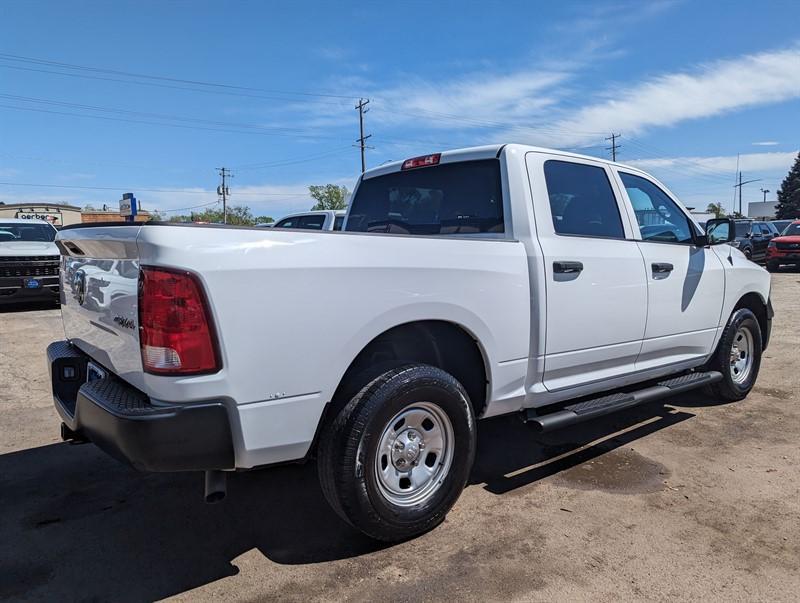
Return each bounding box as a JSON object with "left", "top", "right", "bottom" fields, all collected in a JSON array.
[{"left": 1, "top": 274, "right": 799, "bottom": 602}]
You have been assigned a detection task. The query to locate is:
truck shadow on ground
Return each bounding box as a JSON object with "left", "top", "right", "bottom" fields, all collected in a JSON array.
[{"left": 0, "top": 394, "right": 713, "bottom": 601}]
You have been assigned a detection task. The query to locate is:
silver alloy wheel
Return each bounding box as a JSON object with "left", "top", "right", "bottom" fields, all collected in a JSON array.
[
  {"left": 729, "top": 326, "right": 754, "bottom": 384},
  {"left": 374, "top": 401, "right": 455, "bottom": 507}
]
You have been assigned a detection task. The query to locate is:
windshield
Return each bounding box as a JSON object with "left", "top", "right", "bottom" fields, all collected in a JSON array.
[
  {"left": 781, "top": 223, "right": 800, "bottom": 236},
  {"left": 0, "top": 222, "right": 57, "bottom": 242},
  {"left": 734, "top": 222, "right": 751, "bottom": 237},
  {"left": 346, "top": 159, "right": 504, "bottom": 235}
]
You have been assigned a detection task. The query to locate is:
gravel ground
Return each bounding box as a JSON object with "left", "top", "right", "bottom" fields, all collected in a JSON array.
[{"left": 1, "top": 274, "right": 798, "bottom": 602}]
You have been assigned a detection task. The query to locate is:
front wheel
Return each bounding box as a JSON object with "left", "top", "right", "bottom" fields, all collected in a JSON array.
[
  {"left": 704, "top": 308, "right": 762, "bottom": 401},
  {"left": 317, "top": 364, "right": 476, "bottom": 542}
]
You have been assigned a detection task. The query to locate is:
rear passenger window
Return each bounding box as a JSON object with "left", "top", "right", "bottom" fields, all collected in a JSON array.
[{"left": 543, "top": 160, "right": 625, "bottom": 239}]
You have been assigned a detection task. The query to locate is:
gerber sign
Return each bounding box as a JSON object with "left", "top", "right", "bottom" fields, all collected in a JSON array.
[{"left": 15, "top": 209, "right": 62, "bottom": 226}]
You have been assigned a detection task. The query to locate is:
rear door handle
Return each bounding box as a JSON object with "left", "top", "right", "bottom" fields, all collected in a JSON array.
[
  {"left": 652, "top": 262, "right": 674, "bottom": 274},
  {"left": 553, "top": 261, "right": 584, "bottom": 274}
]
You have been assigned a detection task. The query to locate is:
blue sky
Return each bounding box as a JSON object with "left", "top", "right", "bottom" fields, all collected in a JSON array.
[{"left": 1, "top": 0, "right": 798, "bottom": 219}]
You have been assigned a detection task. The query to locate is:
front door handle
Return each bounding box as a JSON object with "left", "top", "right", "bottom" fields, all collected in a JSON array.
[
  {"left": 652, "top": 262, "right": 674, "bottom": 274},
  {"left": 553, "top": 261, "right": 584, "bottom": 274}
]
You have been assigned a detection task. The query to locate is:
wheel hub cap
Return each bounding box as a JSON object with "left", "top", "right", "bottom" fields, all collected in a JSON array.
[
  {"left": 729, "top": 326, "right": 754, "bottom": 384},
  {"left": 374, "top": 402, "right": 455, "bottom": 507}
]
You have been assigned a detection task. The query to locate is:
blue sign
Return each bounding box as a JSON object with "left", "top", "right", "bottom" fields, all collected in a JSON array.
[{"left": 120, "top": 193, "right": 138, "bottom": 223}]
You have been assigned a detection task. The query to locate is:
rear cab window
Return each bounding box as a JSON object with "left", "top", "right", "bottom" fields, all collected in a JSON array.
[{"left": 345, "top": 159, "right": 504, "bottom": 236}]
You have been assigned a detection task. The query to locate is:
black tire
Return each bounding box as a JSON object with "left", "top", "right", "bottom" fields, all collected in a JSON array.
[
  {"left": 743, "top": 247, "right": 752, "bottom": 260},
  {"left": 704, "top": 308, "right": 762, "bottom": 401},
  {"left": 317, "top": 364, "right": 476, "bottom": 542},
  {"left": 766, "top": 261, "right": 779, "bottom": 273}
]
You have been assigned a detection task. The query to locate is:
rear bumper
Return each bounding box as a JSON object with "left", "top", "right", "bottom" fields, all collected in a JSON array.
[{"left": 47, "top": 340, "right": 234, "bottom": 472}]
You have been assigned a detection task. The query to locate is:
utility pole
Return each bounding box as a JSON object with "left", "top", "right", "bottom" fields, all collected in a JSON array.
[
  {"left": 733, "top": 172, "right": 762, "bottom": 216},
  {"left": 605, "top": 133, "right": 621, "bottom": 161},
  {"left": 216, "top": 167, "right": 232, "bottom": 224},
  {"left": 355, "top": 98, "right": 372, "bottom": 173},
  {"left": 760, "top": 187, "right": 770, "bottom": 203}
]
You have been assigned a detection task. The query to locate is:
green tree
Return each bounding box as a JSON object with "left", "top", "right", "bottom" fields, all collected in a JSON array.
[
  {"left": 706, "top": 202, "right": 726, "bottom": 218},
  {"left": 309, "top": 184, "right": 349, "bottom": 210},
  {"left": 255, "top": 215, "right": 273, "bottom": 224},
  {"left": 775, "top": 151, "right": 800, "bottom": 219}
]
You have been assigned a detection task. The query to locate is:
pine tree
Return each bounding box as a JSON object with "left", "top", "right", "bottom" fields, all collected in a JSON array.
[{"left": 775, "top": 151, "right": 800, "bottom": 219}]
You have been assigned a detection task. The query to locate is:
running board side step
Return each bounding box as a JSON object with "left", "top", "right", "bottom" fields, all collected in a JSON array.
[{"left": 524, "top": 371, "right": 723, "bottom": 433}]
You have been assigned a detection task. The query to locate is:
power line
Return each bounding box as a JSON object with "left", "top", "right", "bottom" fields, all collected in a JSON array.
[
  {"left": 234, "top": 146, "right": 353, "bottom": 171},
  {"left": 0, "top": 52, "right": 356, "bottom": 101},
  {"left": 0, "top": 181, "right": 310, "bottom": 196},
  {"left": 0, "top": 103, "right": 348, "bottom": 141}
]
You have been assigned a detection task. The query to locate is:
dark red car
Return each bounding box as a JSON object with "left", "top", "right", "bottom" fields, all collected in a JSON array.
[{"left": 766, "top": 220, "right": 800, "bottom": 272}]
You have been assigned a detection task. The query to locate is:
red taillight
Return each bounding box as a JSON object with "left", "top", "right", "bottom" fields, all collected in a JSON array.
[
  {"left": 138, "top": 267, "right": 220, "bottom": 375},
  {"left": 401, "top": 153, "right": 441, "bottom": 170}
]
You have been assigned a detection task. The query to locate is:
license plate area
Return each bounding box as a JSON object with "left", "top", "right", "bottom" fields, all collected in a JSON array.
[
  {"left": 24, "top": 278, "right": 41, "bottom": 289},
  {"left": 87, "top": 362, "right": 107, "bottom": 383}
]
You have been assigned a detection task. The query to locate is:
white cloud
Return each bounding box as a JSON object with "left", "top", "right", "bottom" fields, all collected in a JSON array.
[
  {"left": 752, "top": 141, "right": 780, "bottom": 146},
  {"left": 628, "top": 150, "right": 798, "bottom": 175},
  {"left": 349, "top": 44, "right": 800, "bottom": 150},
  {"left": 535, "top": 47, "right": 800, "bottom": 146}
]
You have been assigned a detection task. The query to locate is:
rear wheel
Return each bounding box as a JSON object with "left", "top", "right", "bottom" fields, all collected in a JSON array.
[
  {"left": 317, "top": 364, "right": 476, "bottom": 542},
  {"left": 704, "top": 308, "right": 762, "bottom": 401}
]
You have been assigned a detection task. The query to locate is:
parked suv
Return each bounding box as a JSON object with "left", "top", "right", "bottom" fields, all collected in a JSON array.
[
  {"left": 731, "top": 220, "right": 778, "bottom": 262},
  {"left": 48, "top": 145, "right": 772, "bottom": 542},
  {"left": 0, "top": 218, "right": 60, "bottom": 304},
  {"left": 766, "top": 220, "right": 800, "bottom": 272}
]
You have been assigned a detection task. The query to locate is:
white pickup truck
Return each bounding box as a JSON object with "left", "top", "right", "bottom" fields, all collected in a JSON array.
[{"left": 48, "top": 144, "right": 772, "bottom": 542}]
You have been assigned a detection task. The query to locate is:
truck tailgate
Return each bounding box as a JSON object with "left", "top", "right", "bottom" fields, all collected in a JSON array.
[{"left": 56, "top": 225, "right": 144, "bottom": 387}]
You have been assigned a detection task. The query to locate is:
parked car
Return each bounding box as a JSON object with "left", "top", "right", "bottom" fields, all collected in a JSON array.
[
  {"left": 0, "top": 218, "right": 60, "bottom": 304},
  {"left": 268, "top": 210, "right": 346, "bottom": 231},
  {"left": 48, "top": 144, "right": 772, "bottom": 542},
  {"left": 730, "top": 220, "right": 778, "bottom": 262},
  {"left": 766, "top": 220, "right": 800, "bottom": 272},
  {"left": 771, "top": 219, "right": 794, "bottom": 234}
]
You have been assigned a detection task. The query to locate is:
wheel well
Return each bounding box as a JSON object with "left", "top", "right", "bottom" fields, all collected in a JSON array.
[
  {"left": 327, "top": 320, "right": 488, "bottom": 422},
  {"left": 733, "top": 292, "right": 768, "bottom": 349}
]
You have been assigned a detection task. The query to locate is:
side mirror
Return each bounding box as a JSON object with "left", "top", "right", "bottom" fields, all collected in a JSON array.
[{"left": 704, "top": 218, "right": 736, "bottom": 245}]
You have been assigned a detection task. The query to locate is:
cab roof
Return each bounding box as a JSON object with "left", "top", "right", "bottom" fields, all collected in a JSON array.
[{"left": 361, "top": 143, "right": 644, "bottom": 180}]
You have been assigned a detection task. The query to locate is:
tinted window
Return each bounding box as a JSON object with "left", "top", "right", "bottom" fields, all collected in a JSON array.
[
  {"left": 0, "top": 222, "right": 57, "bottom": 242},
  {"left": 735, "top": 222, "right": 751, "bottom": 237},
  {"left": 619, "top": 172, "right": 693, "bottom": 244},
  {"left": 782, "top": 223, "right": 800, "bottom": 236},
  {"left": 757, "top": 223, "right": 772, "bottom": 235},
  {"left": 333, "top": 216, "right": 344, "bottom": 231},
  {"left": 298, "top": 214, "right": 326, "bottom": 230},
  {"left": 346, "top": 160, "right": 504, "bottom": 235},
  {"left": 273, "top": 217, "right": 298, "bottom": 229},
  {"left": 544, "top": 161, "right": 624, "bottom": 239}
]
